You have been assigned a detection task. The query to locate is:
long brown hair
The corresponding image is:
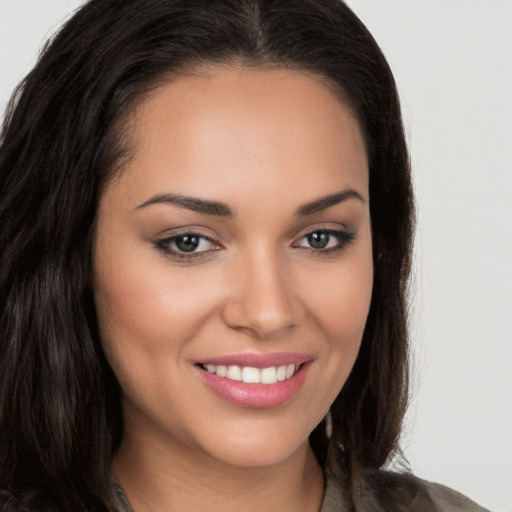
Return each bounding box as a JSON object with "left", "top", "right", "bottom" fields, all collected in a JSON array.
[{"left": 0, "top": 1, "right": 414, "bottom": 510}]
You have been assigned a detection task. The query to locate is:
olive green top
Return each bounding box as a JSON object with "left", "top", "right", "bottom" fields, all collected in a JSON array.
[
  {"left": 319, "top": 467, "right": 490, "bottom": 512},
  {"left": 112, "top": 469, "right": 490, "bottom": 512}
]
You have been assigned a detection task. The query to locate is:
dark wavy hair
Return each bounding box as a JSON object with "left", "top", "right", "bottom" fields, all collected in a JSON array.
[{"left": 0, "top": 0, "right": 414, "bottom": 510}]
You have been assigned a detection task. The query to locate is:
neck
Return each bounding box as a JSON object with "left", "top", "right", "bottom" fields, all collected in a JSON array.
[{"left": 113, "top": 418, "right": 325, "bottom": 512}]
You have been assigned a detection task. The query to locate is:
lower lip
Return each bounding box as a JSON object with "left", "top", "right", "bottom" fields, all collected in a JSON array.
[{"left": 196, "top": 362, "right": 312, "bottom": 408}]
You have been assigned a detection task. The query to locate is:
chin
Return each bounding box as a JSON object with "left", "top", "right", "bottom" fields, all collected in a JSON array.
[
  {"left": 194, "top": 420, "right": 314, "bottom": 469},
  {"left": 207, "top": 443, "right": 305, "bottom": 468}
]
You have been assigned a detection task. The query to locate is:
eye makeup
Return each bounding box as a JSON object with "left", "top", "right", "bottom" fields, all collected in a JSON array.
[{"left": 153, "top": 226, "right": 357, "bottom": 263}]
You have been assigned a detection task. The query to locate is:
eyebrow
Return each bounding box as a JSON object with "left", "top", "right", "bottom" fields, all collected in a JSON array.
[
  {"left": 136, "top": 194, "right": 234, "bottom": 217},
  {"left": 135, "top": 189, "right": 364, "bottom": 217},
  {"left": 295, "top": 189, "right": 365, "bottom": 216}
]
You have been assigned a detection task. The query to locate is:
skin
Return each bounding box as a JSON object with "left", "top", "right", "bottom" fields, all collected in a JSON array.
[{"left": 93, "top": 65, "right": 373, "bottom": 512}]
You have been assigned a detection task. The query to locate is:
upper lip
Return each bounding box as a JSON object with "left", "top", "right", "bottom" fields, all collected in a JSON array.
[{"left": 197, "top": 352, "right": 313, "bottom": 369}]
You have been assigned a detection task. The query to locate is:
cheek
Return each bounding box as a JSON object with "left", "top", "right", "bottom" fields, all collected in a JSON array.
[
  {"left": 302, "top": 239, "right": 373, "bottom": 344},
  {"left": 92, "top": 243, "right": 223, "bottom": 400},
  {"left": 94, "top": 241, "right": 219, "bottom": 347},
  {"left": 92, "top": 259, "right": 223, "bottom": 441},
  {"left": 294, "top": 231, "right": 373, "bottom": 402},
  {"left": 317, "top": 268, "right": 372, "bottom": 343}
]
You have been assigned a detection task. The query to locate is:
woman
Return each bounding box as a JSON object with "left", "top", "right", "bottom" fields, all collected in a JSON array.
[{"left": 0, "top": 1, "right": 490, "bottom": 511}]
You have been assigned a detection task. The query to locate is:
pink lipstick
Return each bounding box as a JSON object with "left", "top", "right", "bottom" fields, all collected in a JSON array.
[{"left": 195, "top": 353, "right": 313, "bottom": 408}]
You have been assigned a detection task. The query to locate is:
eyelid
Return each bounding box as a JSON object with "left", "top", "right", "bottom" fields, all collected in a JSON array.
[
  {"left": 154, "top": 230, "right": 222, "bottom": 262},
  {"left": 291, "top": 225, "right": 357, "bottom": 254},
  {"left": 153, "top": 223, "right": 356, "bottom": 262},
  {"left": 153, "top": 224, "right": 219, "bottom": 239},
  {"left": 291, "top": 223, "right": 347, "bottom": 243}
]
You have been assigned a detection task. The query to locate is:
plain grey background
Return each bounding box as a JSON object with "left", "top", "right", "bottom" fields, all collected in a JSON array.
[{"left": 1, "top": 1, "right": 511, "bottom": 510}]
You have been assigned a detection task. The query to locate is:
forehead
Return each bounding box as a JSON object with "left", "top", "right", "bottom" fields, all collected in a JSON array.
[{"left": 110, "top": 65, "right": 368, "bottom": 207}]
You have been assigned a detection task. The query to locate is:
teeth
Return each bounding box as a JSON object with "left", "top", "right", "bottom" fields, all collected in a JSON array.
[
  {"left": 202, "top": 363, "right": 299, "bottom": 384},
  {"left": 226, "top": 365, "right": 242, "bottom": 381},
  {"left": 261, "top": 367, "right": 277, "bottom": 384},
  {"left": 242, "top": 366, "right": 260, "bottom": 383}
]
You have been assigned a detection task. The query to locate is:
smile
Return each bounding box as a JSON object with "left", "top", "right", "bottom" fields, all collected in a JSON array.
[
  {"left": 201, "top": 363, "right": 299, "bottom": 384},
  {"left": 195, "top": 353, "right": 313, "bottom": 408}
]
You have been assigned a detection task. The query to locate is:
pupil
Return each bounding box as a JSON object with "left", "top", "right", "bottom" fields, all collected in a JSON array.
[
  {"left": 308, "top": 231, "right": 330, "bottom": 249},
  {"left": 175, "top": 235, "right": 199, "bottom": 252}
]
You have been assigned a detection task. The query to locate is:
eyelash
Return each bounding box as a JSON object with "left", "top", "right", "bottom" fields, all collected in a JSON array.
[
  {"left": 154, "top": 228, "right": 356, "bottom": 262},
  {"left": 154, "top": 233, "right": 220, "bottom": 262},
  {"left": 293, "top": 229, "right": 356, "bottom": 256}
]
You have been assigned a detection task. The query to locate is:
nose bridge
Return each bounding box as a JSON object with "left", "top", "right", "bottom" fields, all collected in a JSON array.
[{"left": 222, "top": 243, "right": 300, "bottom": 337}]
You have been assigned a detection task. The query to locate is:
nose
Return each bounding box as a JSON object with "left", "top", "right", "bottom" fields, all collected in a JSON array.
[{"left": 221, "top": 247, "right": 303, "bottom": 339}]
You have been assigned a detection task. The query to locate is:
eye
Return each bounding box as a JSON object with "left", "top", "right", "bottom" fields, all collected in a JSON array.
[
  {"left": 294, "top": 229, "right": 356, "bottom": 253},
  {"left": 155, "top": 233, "right": 219, "bottom": 260}
]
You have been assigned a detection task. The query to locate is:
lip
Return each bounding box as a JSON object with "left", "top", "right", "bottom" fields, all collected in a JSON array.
[
  {"left": 197, "top": 352, "right": 312, "bottom": 369},
  {"left": 195, "top": 356, "right": 313, "bottom": 409}
]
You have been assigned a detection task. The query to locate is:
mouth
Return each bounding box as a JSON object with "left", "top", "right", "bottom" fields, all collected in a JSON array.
[
  {"left": 198, "top": 362, "right": 301, "bottom": 384},
  {"left": 195, "top": 353, "right": 313, "bottom": 408}
]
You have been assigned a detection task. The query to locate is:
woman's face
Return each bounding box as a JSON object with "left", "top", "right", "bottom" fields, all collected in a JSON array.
[{"left": 93, "top": 65, "right": 373, "bottom": 467}]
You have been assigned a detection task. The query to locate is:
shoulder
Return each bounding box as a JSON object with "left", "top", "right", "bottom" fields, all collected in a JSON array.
[
  {"left": 361, "top": 470, "right": 490, "bottom": 512},
  {"left": 323, "top": 469, "right": 490, "bottom": 512},
  {"left": 420, "top": 478, "right": 491, "bottom": 512}
]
